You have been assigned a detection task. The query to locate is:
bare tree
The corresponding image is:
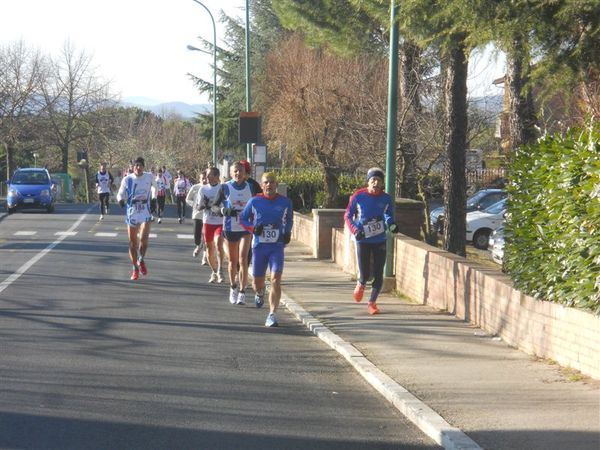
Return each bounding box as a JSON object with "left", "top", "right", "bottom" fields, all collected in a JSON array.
[
  {"left": 259, "top": 36, "right": 388, "bottom": 206},
  {"left": 0, "top": 40, "right": 46, "bottom": 178},
  {"left": 40, "top": 41, "right": 115, "bottom": 173}
]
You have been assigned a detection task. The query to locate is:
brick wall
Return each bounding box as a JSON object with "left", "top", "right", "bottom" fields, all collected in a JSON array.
[{"left": 393, "top": 234, "right": 600, "bottom": 380}]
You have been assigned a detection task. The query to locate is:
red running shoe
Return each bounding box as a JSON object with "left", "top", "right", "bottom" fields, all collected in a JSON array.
[
  {"left": 353, "top": 283, "right": 365, "bottom": 302},
  {"left": 367, "top": 302, "right": 380, "bottom": 315},
  {"left": 139, "top": 260, "right": 147, "bottom": 276},
  {"left": 130, "top": 269, "right": 140, "bottom": 281}
]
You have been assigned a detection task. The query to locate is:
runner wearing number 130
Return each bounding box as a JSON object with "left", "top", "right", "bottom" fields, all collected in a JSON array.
[{"left": 345, "top": 167, "right": 399, "bottom": 315}]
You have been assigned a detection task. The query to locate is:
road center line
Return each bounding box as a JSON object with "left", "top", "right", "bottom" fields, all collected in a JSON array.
[{"left": 0, "top": 211, "right": 90, "bottom": 295}]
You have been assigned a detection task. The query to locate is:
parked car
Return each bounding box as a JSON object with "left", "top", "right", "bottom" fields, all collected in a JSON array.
[
  {"left": 5, "top": 168, "right": 57, "bottom": 214},
  {"left": 466, "top": 198, "right": 507, "bottom": 249},
  {"left": 488, "top": 226, "right": 505, "bottom": 265},
  {"left": 430, "top": 188, "right": 507, "bottom": 233}
]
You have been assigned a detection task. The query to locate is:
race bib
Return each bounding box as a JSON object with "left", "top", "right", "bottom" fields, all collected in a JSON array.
[
  {"left": 259, "top": 224, "right": 280, "bottom": 243},
  {"left": 364, "top": 218, "right": 385, "bottom": 238},
  {"left": 128, "top": 202, "right": 147, "bottom": 215}
]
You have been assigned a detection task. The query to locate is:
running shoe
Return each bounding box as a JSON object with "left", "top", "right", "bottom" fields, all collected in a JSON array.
[
  {"left": 265, "top": 313, "right": 278, "bottom": 327},
  {"left": 236, "top": 291, "right": 246, "bottom": 305},
  {"left": 208, "top": 272, "right": 218, "bottom": 283},
  {"left": 193, "top": 246, "right": 201, "bottom": 257},
  {"left": 217, "top": 271, "right": 224, "bottom": 283},
  {"left": 353, "top": 283, "right": 365, "bottom": 302},
  {"left": 229, "top": 287, "right": 239, "bottom": 304},
  {"left": 255, "top": 294, "right": 264, "bottom": 308},
  {"left": 367, "top": 302, "right": 380, "bottom": 315},
  {"left": 139, "top": 260, "right": 148, "bottom": 276},
  {"left": 157, "top": 217, "right": 162, "bottom": 224},
  {"left": 178, "top": 217, "right": 182, "bottom": 224},
  {"left": 130, "top": 269, "right": 140, "bottom": 281},
  {"left": 201, "top": 251, "right": 208, "bottom": 266},
  {"left": 99, "top": 214, "right": 104, "bottom": 221}
]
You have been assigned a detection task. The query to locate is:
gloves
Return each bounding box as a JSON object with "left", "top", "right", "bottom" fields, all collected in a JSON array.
[
  {"left": 283, "top": 233, "right": 291, "bottom": 244},
  {"left": 254, "top": 224, "right": 264, "bottom": 236},
  {"left": 389, "top": 223, "right": 399, "bottom": 234},
  {"left": 201, "top": 195, "right": 210, "bottom": 209},
  {"left": 221, "top": 207, "right": 238, "bottom": 217},
  {"left": 210, "top": 205, "right": 222, "bottom": 215},
  {"left": 354, "top": 229, "right": 365, "bottom": 240},
  {"left": 119, "top": 199, "right": 125, "bottom": 208}
]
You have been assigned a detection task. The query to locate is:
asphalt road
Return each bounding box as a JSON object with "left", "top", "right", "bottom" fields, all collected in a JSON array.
[{"left": 0, "top": 204, "right": 441, "bottom": 450}]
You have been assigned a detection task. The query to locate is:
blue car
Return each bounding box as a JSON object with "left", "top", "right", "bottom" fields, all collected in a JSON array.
[{"left": 5, "top": 168, "right": 57, "bottom": 214}]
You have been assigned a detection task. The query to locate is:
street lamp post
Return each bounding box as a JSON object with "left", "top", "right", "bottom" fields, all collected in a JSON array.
[
  {"left": 245, "top": 0, "right": 252, "bottom": 162},
  {"left": 190, "top": 0, "right": 217, "bottom": 166},
  {"left": 33, "top": 152, "right": 39, "bottom": 168}
]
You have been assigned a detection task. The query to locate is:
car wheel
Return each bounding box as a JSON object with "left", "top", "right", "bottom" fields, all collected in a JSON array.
[
  {"left": 7, "top": 206, "right": 15, "bottom": 215},
  {"left": 473, "top": 230, "right": 491, "bottom": 249}
]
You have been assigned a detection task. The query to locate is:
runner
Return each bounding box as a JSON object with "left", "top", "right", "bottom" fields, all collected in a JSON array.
[
  {"left": 173, "top": 170, "right": 191, "bottom": 223},
  {"left": 117, "top": 157, "right": 157, "bottom": 281},
  {"left": 344, "top": 167, "right": 399, "bottom": 314},
  {"left": 214, "top": 161, "right": 260, "bottom": 305},
  {"left": 95, "top": 162, "right": 114, "bottom": 220},
  {"left": 186, "top": 170, "right": 207, "bottom": 258},
  {"left": 153, "top": 168, "right": 169, "bottom": 223},
  {"left": 240, "top": 171, "right": 293, "bottom": 327},
  {"left": 198, "top": 167, "right": 226, "bottom": 283}
]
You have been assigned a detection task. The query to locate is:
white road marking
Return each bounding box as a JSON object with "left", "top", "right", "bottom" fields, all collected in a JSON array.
[
  {"left": 14, "top": 231, "right": 36, "bottom": 236},
  {"left": 149, "top": 233, "right": 157, "bottom": 238},
  {"left": 0, "top": 211, "right": 90, "bottom": 295},
  {"left": 55, "top": 231, "right": 78, "bottom": 236},
  {"left": 95, "top": 232, "right": 118, "bottom": 237},
  {"left": 177, "top": 234, "right": 194, "bottom": 239}
]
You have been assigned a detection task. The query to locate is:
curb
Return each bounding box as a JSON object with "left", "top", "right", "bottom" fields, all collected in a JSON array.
[{"left": 281, "top": 294, "right": 482, "bottom": 450}]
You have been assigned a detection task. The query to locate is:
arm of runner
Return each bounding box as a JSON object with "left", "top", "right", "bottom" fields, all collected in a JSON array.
[
  {"left": 239, "top": 198, "right": 255, "bottom": 233},
  {"left": 186, "top": 184, "right": 199, "bottom": 207}
]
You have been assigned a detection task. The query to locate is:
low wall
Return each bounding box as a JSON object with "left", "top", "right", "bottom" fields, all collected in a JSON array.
[{"left": 393, "top": 234, "right": 600, "bottom": 380}]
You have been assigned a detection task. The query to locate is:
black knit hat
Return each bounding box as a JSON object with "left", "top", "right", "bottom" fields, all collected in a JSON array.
[{"left": 366, "top": 167, "right": 385, "bottom": 183}]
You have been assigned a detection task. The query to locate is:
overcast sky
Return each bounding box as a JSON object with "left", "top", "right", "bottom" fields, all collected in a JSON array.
[
  {"left": 0, "top": 0, "right": 504, "bottom": 104},
  {"left": 0, "top": 0, "right": 245, "bottom": 104}
]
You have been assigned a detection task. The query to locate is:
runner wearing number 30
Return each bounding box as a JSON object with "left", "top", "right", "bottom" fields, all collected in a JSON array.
[{"left": 345, "top": 167, "right": 399, "bottom": 314}]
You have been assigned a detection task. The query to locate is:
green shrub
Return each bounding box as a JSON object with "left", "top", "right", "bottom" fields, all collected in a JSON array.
[
  {"left": 506, "top": 124, "right": 600, "bottom": 313},
  {"left": 275, "top": 169, "right": 363, "bottom": 212}
]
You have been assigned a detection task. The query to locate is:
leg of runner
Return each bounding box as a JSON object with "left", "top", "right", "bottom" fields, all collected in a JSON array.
[
  {"left": 127, "top": 225, "right": 141, "bottom": 280},
  {"left": 367, "top": 242, "right": 386, "bottom": 315},
  {"left": 227, "top": 239, "right": 240, "bottom": 304},
  {"left": 216, "top": 234, "right": 225, "bottom": 282},
  {"left": 353, "top": 242, "right": 372, "bottom": 302},
  {"left": 137, "top": 220, "right": 151, "bottom": 276},
  {"left": 236, "top": 234, "right": 252, "bottom": 305},
  {"left": 265, "top": 272, "right": 282, "bottom": 327}
]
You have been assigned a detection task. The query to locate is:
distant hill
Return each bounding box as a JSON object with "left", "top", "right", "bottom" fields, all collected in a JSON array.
[{"left": 122, "top": 97, "right": 212, "bottom": 119}]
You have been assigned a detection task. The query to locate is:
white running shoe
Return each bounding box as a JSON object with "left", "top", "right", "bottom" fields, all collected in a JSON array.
[
  {"left": 193, "top": 246, "right": 201, "bottom": 257},
  {"left": 157, "top": 217, "right": 162, "bottom": 224},
  {"left": 236, "top": 291, "right": 246, "bottom": 305},
  {"left": 201, "top": 251, "right": 208, "bottom": 266},
  {"left": 265, "top": 313, "right": 278, "bottom": 327},
  {"left": 99, "top": 214, "right": 104, "bottom": 221},
  {"left": 208, "top": 272, "right": 218, "bottom": 283},
  {"left": 229, "top": 287, "right": 239, "bottom": 304},
  {"left": 217, "top": 271, "right": 224, "bottom": 283}
]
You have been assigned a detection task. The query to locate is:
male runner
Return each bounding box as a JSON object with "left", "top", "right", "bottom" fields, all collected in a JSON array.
[
  {"left": 95, "top": 162, "right": 114, "bottom": 220},
  {"left": 117, "top": 157, "right": 157, "bottom": 281},
  {"left": 240, "top": 172, "right": 293, "bottom": 327}
]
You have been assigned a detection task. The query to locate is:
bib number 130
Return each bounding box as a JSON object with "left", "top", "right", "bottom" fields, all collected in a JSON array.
[{"left": 364, "top": 220, "right": 384, "bottom": 238}]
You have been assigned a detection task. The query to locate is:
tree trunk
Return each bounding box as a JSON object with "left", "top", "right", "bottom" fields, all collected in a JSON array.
[
  {"left": 61, "top": 144, "right": 69, "bottom": 173},
  {"left": 506, "top": 36, "right": 537, "bottom": 150},
  {"left": 399, "top": 41, "right": 422, "bottom": 200},
  {"left": 323, "top": 165, "right": 340, "bottom": 208},
  {"left": 442, "top": 35, "right": 468, "bottom": 257},
  {"left": 5, "top": 143, "right": 16, "bottom": 180}
]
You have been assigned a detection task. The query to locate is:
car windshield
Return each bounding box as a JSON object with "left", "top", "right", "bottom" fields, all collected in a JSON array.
[
  {"left": 466, "top": 191, "right": 490, "bottom": 209},
  {"left": 484, "top": 198, "right": 507, "bottom": 214},
  {"left": 12, "top": 171, "right": 50, "bottom": 185}
]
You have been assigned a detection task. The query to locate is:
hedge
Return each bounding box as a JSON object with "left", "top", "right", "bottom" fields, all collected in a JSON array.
[{"left": 506, "top": 124, "right": 600, "bottom": 313}]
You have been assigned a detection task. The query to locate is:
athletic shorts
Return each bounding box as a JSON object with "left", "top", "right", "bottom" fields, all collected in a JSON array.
[
  {"left": 125, "top": 204, "right": 151, "bottom": 227},
  {"left": 223, "top": 230, "right": 250, "bottom": 242},
  {"left": 203, "top": 223, "right": 223, "bottom": 243},
  {"left": 252, "top": 244, "right": 284, "bottom": 277}
]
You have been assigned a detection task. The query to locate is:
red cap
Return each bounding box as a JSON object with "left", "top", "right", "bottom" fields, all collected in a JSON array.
[{"left": 240, "top": 159, "right": 251, "bottom": 174}]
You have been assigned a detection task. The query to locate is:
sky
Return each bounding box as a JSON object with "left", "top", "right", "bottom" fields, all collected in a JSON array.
[
  {"left": 0, "top": 0, "right": 246, "bottom": 104},
  {"left": 0, "top": 0, "right": 504, "bottom": 105}
]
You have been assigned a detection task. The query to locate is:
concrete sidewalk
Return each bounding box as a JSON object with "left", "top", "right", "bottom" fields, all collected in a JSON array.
[{"left": 280, "top": 241, "right": 600, "bottom": 450}]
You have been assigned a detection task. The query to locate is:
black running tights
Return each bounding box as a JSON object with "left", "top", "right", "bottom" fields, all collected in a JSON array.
[{"left": 356, "top": 241, "right": 386, "bottom": 291}]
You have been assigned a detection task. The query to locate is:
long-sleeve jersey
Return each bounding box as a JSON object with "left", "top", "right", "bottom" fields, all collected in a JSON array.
[
  {"left": 240, "top": 193, "right": 293, "bottom": 248},
  {"left": 345, "top": 188, "right": 395, "bottom": 244},
  {"left": 173, "top": 176, "right": 191, "bottom": 197}
]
